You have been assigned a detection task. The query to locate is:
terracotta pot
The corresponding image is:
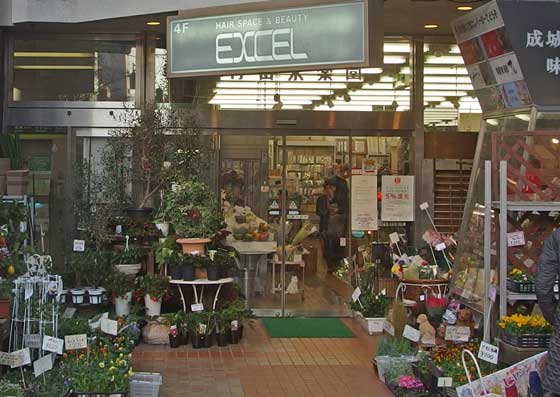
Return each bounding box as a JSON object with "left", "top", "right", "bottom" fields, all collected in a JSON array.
[
  {"left": 0, "top": 298, "right": 10, "bottom": 318},
  {"left": 176, "top": 238, "right": 210, "bottom": 255},
  {"left": 195, "top": 267, "right": 208, "bottom": 280}
]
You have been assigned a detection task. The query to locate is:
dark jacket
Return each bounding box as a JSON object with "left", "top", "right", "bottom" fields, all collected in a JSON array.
[
  {"left": 331, "top": 175, "right": 349, "bottom": 218},
  {"left": 316, "top": 194, "right": 330, "bottom": 233},
  {"left": 536, "top": 229, "right": 560, "bottom": 393}
]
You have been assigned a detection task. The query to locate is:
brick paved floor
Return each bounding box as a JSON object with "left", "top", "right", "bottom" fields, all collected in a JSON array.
[{"left": 132, "top": 318, "right": 392, "bottom": 397}]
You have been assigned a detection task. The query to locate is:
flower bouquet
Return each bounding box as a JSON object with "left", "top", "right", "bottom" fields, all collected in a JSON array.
[{"left": 499, "top": 314, "right": 552, "bottom": 348}]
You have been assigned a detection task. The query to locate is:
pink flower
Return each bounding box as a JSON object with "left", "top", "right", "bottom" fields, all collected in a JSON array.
[{"left": 397, "top": 375, "right": 424, "bottom": 389}]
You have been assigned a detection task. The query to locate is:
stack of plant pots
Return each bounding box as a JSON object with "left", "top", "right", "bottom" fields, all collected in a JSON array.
[
  {"left": 0, "top": 158, "right": 10, "bottom": 196},
  {"left": 6, "top": 169, "right": 29, "bottom": 196}
]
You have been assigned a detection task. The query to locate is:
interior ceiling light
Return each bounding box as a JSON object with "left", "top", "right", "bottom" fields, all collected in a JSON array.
[
  {"left": 14, "top": 52, "right": 94, "bottom": 58},
  {"left": 552, "top": 138, "right": 560, "bottom": 144},
  {"left": 425, "top": 55, "right": 466, "bottom": 64},
  {"left": 457, "top": 6, "right": 473, "bottom": 10},
  {"left": 146, "top": 21, "right": 161, "bottom": 26},
  {"left": 424, "top": 24, "right": 439, "bottom": 29},
  {"left": 515, "top": 114, "right": 531, "bottom": 121}
]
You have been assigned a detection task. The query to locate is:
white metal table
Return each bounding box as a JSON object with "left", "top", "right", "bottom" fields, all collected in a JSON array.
[{"left": 170, "top": 278, "right": 234, "bottom": 311}]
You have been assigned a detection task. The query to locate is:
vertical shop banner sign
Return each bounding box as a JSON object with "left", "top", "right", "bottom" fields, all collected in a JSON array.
[
  {"left": 489, "top": 53, "right": 524, "bottom": 84},
  {"left": 351, "top": 175, "right": 378, "bottom": 231},
  {"left": 169, "top": 0, "right": 380, "bottom": 77},
  {"left": 381, "top": 176, "right": 414, "bottom": 222},
  {"left": 452, "top": 0, "right": 504, "bottom": 43}
]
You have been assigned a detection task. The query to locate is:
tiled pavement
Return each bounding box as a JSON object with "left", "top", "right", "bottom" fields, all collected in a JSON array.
[{"left": 132, "top": 318, "right": 392, "bottom": 397}]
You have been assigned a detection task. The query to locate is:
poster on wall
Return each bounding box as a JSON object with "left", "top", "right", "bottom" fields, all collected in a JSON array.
[
  {"left": 351, "top": 175, "right": 378, "bottom": 231},
  {"left": 381, "top": 176, "right": 414, "bottom": 222}
]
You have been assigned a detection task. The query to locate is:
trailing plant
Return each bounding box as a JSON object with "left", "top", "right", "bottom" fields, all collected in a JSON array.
[
  {"left": 136, "top": 274, "right": 170, "bottom": 301},
  {"left": 112, "top": 246, "right": 145, "bottom": 265},
  {"left": 350, "top": 292, "right": 389, "bottom": 318},
  {"left": 103, "top": 271, "right": 135, "bottom": 299},
  {"left": 376, "top": 335, "right": 417, "bottom": 357}
]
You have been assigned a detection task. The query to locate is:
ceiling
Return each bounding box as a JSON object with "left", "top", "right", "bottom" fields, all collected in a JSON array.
[{"left": 6, "top": 0, "right": 488, "bottom": 36}]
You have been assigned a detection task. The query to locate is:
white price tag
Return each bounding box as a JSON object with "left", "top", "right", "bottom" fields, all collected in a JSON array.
[
  {"left": 10, "top": 348, "right": 31, "bottom": 368},
  {"left": 445, "top": 326, "right": 471, "bottom": 342},
  {"left": 0, "top": 351, "right": 17, "bottom": 367},
  {"left": 419, "top": 202, "right": 430, "bottom": 211},
  {"left": 389, "top": 232, "right": 400, "bottom": 244},
  {"left": 419, "top": 294, "right": 425, "bottom": 302},
  {"left": 191, "top": 303, "right": 204, "bottom": 312},
  {"left": 101, "top": 318, "right": 118, "bottom": 336},
  {"left": 42, "top": 336, "right": 64, "bottom": 355},
  {"left": 73, "top": 240, "right": 85, "bottom": 252},
  {"left": 478, "top": 341, "right": 499, "bottom": 364},
  {"left": 62, "top": 307, "right": 77, "bottom": 319},
  {"left": 435, "top": 242, "right": 446, "bottom": 251},
  {"left": 383, "top": 320, "right": 395, "bottom": 336},
  {"left": 24, "top": 334, "right": 41, "bottom": 349},
  {"left": 65, "top": 334, "right": 88, "bottom": 350},
  {"left": 351, "top": 287, "right": 362, "bottom": 303},
  {"left": 403, "top": 325, "right": 420, "bottom": 342},
  {"left": 339, "top": 237, "right": 347, "bottom": 247},
  {"left": 33, "top": 354, "right": 53, "bottom": 377},
  {"left": 507, "top": 231, "right": 526, "bottom": 247},
  {"left": 438, "top": 377, "right": 453, "bottom": 387}
]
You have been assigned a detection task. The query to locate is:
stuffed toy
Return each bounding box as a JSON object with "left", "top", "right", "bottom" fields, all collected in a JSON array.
[
  {"left": 456, "top": 307, "right": 475, "bottom": 335},
  {"left": 417, "top": 314, "right": 436, "bottom": 345}
]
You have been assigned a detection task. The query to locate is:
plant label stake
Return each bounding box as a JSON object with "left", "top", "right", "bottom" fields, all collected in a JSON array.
[
  {"left": 72, "top": 240, "right": 85, "bottom": 252},
  {"left": 403, "top": 325, "right": 420, "bottom": 343},
  {"left": 65, "top": 334, "right": 88, "bottom": 350},
  {"left": 438, "top": 377, "right": 453, "bottom": 387},
  {"left": 101, "top": 318, "right": 118, "bottom": 336},
  {"left": 42, "top": 336, "right": 64, "bottom": 355},
  {"left": 383, "top": 320, "right": 395, "bottom": 336},
  {"left": 10, "top": 348, "right": 31, "bottom": 368},
  {"left": 33, "top": 353, "right": 53, "bottom": 377},
  {"left": 351, "top": 287, "right": 362, "bottom": 303},
  {"left": 478, "top": 342, "right": 499, "bottom": 365}
]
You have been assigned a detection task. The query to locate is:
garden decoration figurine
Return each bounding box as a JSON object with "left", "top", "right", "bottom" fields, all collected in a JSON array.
[
  {"left": 417, "top": 314, "right": 436, "bottom": 345},
  {"left": 456, "top": 307, "right": 475, "bottom": 334},
  {"left": 286, "top": 275, "right": 299, "bottom": 294}
]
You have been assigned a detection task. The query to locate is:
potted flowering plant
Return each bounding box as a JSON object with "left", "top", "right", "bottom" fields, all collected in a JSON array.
[
  {"left": 425, "top": 295, "right": 448, "bottom": 324},
  {"left": 499, "top": 314, "right": 552, "bottom": 348},
  {"left": 507, "top": 268, "right": 535, "bottom": 293},
  {"left": 136, "top": 274, "right": 170, "bottom": 317},
  {"left": 112, "top": 245, "right": 145, "bottom": 275},
  {"left": 104, "top": 272, "right": 136, "bottom": 316},
  {"left": 350, "top": 292, "right": 389, "bottom": 335}
]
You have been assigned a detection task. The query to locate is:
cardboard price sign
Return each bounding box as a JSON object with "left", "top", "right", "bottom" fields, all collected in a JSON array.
[
  {"left": 478, "top": 341, "right": 499, "bottom": 364},
  {"left": 351, "top": 287, "right": 362, "bottom": 303},
  {"left": 24, "top": 334, "right": 41, "bottom": 349},
  {"left": 33, "top": 354, "right": 54, "bottom": 377},
  {"left": 445, "top": 326, "right": 470, "bottom": 342},
  {"left": 42, "top": 336, "right": 64, "bottom": 355},
  {"left": 101, "top": 318, "right": 118, "bottom": 336},
  {"left": 403, "top": 325, "right": 420, "bottom": 342},
  {"left": 0, "top": 351, "right": 18, "bottom": 367},
  {"left": 10, "top": 348, "right": 31, "bottom": 368},
  {"left": 191, "top": 303, "right": 204, "bottom": 312},
  {"left": 507, "top": 231, "right": 526, "bottom": 247},
  {"left": 73, "top": 239, "right": 86, "bottom": 252},
  {"left": 65, "top": 334, "right": 88, "bottom": 350},
  {"left": 383, "top": 320, "right": 395, "bottom": 336}
]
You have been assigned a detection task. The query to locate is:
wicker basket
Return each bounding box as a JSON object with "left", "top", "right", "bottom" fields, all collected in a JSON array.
[
  {"left": 502, "top": 332, "right": 551, "bottom": 348},
  {"left": 506, "top": 278, "right": 535, "bottom": 293},
  {"left": 401, "top": 279, "right": 449, "bottom": 302}
]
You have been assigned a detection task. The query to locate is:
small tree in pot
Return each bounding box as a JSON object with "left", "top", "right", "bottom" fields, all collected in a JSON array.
[
  {"left": 136, "top": 274, "right": 170, "bottom": 317},
  {"left": 104, "top": 272, "right": 136, "bottom": 317}
]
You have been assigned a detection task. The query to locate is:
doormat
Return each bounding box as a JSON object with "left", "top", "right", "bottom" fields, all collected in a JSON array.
[{"left": 262, "top": 318, "right": 354, "bottom": 338}]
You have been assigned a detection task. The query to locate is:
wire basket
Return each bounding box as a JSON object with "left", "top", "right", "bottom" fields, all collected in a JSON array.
[{"left": 129, "top": 372, "right": 162, "bottom": 397}]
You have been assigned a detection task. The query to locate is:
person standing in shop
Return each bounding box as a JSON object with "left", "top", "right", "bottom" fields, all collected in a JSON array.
[
  {"left": 536, "top": 229, "right": 560, "bottom": 396},
  {"left": 325, "top": 164, "right": 351, "bottom": 272},
  {"left": 316, "top": 179, "right": 336, "bottom": 268}
]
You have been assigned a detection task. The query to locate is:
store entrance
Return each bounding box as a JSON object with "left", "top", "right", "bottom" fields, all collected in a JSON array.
[{"left": 219, "top": 132, "right": 410, "bottom": 317}]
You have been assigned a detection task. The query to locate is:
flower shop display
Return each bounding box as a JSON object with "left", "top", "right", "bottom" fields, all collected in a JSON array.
[
  {"left": 499, "top": 314, "right": 552, "bottom": 348},
  {"left": 416, "top": 314, "right": 436, "bottom": 345},
  {"left": 374, "top": 336, "right": 418, "bottom": 383},
  {"left": 124, "top": 221, "right": 162, "bottom": 246},
  {"left": 136, "top": 274, "right": 170, "bottom": 317},
  {"left": 351, "top": 292, "right": 389, "bottom": 335},
  {"left": 507, "top": 268, "right": 535, "bottom": 293},
  {"left": 225, "top": 205, "right": 271, "bottom": 242},
  {"left": 104, "top": 272, "right": 136, "bottom": 317}
]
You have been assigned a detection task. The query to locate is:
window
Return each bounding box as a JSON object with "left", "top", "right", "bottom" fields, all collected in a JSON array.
[{"left": 13, "top": 39, "right": 136, "bottom": 102}]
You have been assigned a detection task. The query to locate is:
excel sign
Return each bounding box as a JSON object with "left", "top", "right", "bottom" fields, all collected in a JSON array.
[{"left": 167, "top": 0, "right": 382, "bottom": 77}]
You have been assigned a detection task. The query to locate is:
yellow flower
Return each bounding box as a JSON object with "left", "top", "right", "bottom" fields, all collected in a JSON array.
[
  {"left": 128, "top": 369, "right": 134, "bottom": 376},
  {"left": 99, "top": 362, "right": 105, "bottom": 369},
  {"left": 109, "top": 366, "right": 116, "bottom": 371}
]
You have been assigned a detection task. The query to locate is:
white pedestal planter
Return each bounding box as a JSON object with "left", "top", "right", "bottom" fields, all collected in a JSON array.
[
  {"left": 115, "top": 292, "right": 132, "bottom": 317},
  {"left": 88, "top": 288, "right": 104, "bottom": 305},
  {"left": 144, "top": 294, "right": 162, "bottom": 316},
  {"left": 155, "top": 223, "right": 170, "bottom": 237},
  {"left": 70, "top": 288, "right": 86, "bottom": 305},
  {"left": 354, "top": 311, "right": 385, "bottom": 335}
]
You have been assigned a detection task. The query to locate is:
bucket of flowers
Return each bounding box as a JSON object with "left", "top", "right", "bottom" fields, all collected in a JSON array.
[{"left": 499, "top": 314, "right": 552, "bottom": 348}]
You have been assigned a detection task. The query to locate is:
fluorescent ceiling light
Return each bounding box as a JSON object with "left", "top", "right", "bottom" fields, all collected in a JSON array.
[
  {"left": 315, "top": 105, "right": 373, "bottom": 111},
  {"left": 212, "top": 95, "right": 322, "bottom": 101},
  {"left": 384, "top": 43, "right": 411, "bottom": 53},
  {"left": 486, "top": 119, "right": 499, "bottom": 126},
  {"left": 425, "top": 55, "right": 466, "bottom": 64},
  {"left": 400, "top": 66, "right": 468, "bottom": 75},
  {"left": 424, "top": 83, "right": 473, "bottom": 90},
  {"left": 361, "top": 83, "right": 399, "bottom": 90},
  {"left": 362, "top": 68, "right": 383, "bottom": 74},
  {"left": 14, "top": 65, "right": 95, "bottom": 70},
  {"left": 210, "top": 99, "right": 313, "bottom": 105},
  {"left": 353, "top": 90, "right": 410, "bottom": 96},
  {"left": 218, "top": 104, "right": 303, "bottom": 110},
  {"left": 14, "top": 52, "right": 94, "bottom": 58},
  {"left": 425, "top": 76, "right": 472, "bottom": 83},
  {"left": 424, "top": 24, "right": 439, "bottom": 29},
  {"left": 214, "top": 89, "right": 335, "bottom": 95},
  {"left": 383, "top": 55, "right": 407, "bottom": 64},
  {"left": 146, "top": 21, "right": 161, "bottom": 26},
  {"left": 515, "top": 114, "right": 531, "bottom": 121}
]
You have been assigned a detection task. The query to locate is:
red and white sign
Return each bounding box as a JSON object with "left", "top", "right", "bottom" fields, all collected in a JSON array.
[{"left": 381, "top": 176, "right": 414, "bottom": 222}]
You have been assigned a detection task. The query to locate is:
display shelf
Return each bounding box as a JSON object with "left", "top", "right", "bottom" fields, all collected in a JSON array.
[{"left": 492, "top": 201, "right": 560, "bottom": 212}]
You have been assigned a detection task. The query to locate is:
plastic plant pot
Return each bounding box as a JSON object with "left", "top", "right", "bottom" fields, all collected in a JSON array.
[
  {"left": 182, "top": 265, "right": 195, "bottom": 281},
  {"left": 87, "top": 288, "right": 104, "bottom": 305},
  {"left": 70, "top": 288, "right": 86, "bottom": 305},
  {"left": 169, "top": 334, "right": 180, "bottom": 348},
  {"left": 114, "top": 292, "right": 132, "bottom": 317}
]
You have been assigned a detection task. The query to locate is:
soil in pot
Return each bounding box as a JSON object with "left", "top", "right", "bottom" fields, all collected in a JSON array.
[
  {"left": 207, "top": 264, "right": 220, "bottom": 281},
  {"left": 204, "top": 332, "right": 214, "bottom": 348},
  {"left": 192, "top": 333, "right": 205, "bottom": 349},
  {"left": 182, "top": 265, "right": 195, "bottom": 281},
  {"left": 0, "top": 298, "right": 10, "bottom": 318},
  {"left": 169, "top": 334, "right": 180, "bottom": 348},
  {"left": 216, "top": 333, "right": 228, "bottom": 347}
]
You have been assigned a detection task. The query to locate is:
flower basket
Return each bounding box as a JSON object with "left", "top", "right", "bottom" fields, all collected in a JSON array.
[
  {"left": 506, "top": 278, "right": 535, "bottom": 293},
  {"left": 401, "top": 279, "right": 448, "bottom": 302},
  {"left": 501, "top": 331, "right": 551, "bottom": 348}
]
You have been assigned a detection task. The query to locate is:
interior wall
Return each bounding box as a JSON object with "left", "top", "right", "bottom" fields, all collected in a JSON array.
[{"left": 424, "top": 131, "right": 478, "bottom": 160}]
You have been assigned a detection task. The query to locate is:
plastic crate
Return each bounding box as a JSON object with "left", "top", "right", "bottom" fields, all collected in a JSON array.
[
  {"left": 506, "top": 278, "right": 535, "bottom": 293},
  {"left": 129, "top": 372, "right": 162, "bottom": 397},
  {"left": 502, "top": 332, "right": 551, "bottom": 348}
]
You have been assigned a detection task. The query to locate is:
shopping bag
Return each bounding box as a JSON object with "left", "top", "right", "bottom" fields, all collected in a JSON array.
[{"left": 461, "top": 349, "right": 501, "bottom": 397}]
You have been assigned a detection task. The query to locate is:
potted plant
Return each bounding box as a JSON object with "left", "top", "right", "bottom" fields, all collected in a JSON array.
[
  {"left": 166, "top": 251, "right": 183, "bottom": 280},
  {"left": 0, "top": 278, "right": 12, "bottom": 318},
  {"left": 374, "top": 336, "right": 419, "bottom": 383},
  {"left": 137, "top": 274, "right": 170, "bottom": 317},
  {"left": 164, "top": 311, "right": 186, "bottom": 347},
  {"left": 104, "top": 272, "right": 136, "bottom": 316},
  {"left": 66, "top": 251, "right": 96, "bottom": 304},
  {"left": 102, "top": 104, "right": 208, "bottom": 220},
  {"left": 187, "top": 312, "right": 206, "bottom": 349},
  {"left": 195, "top": 255, "right": 211, "bottom": 280},
  {"left": 351, "top": 292, "right": 390, "bottom": 335},
  {"left": 154, "top": 193, "right": 175, "bottom": 237},
  {"left": 499, "top": 313, "right": 553, "bottom": 348},
  {"left": 225, "top": 299, "right": 252, "bottom": 343},
  {"left": 81, "top": 252, "right": 112, "bottom": 305},
  {"left": 112, "top": 245, "right": 145, "bottom": 275},
  {"left": 163, "top": 180, "right": 225, "bottom": 254},
  {"left": 155, "top": 237, "right": 180, "bottom": 274},
  {"left": 212, "top": 248, "right": 238, "bottom": 278},
  {"left": 215, "top": 308, "right": 234, "bottom": 347}
]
